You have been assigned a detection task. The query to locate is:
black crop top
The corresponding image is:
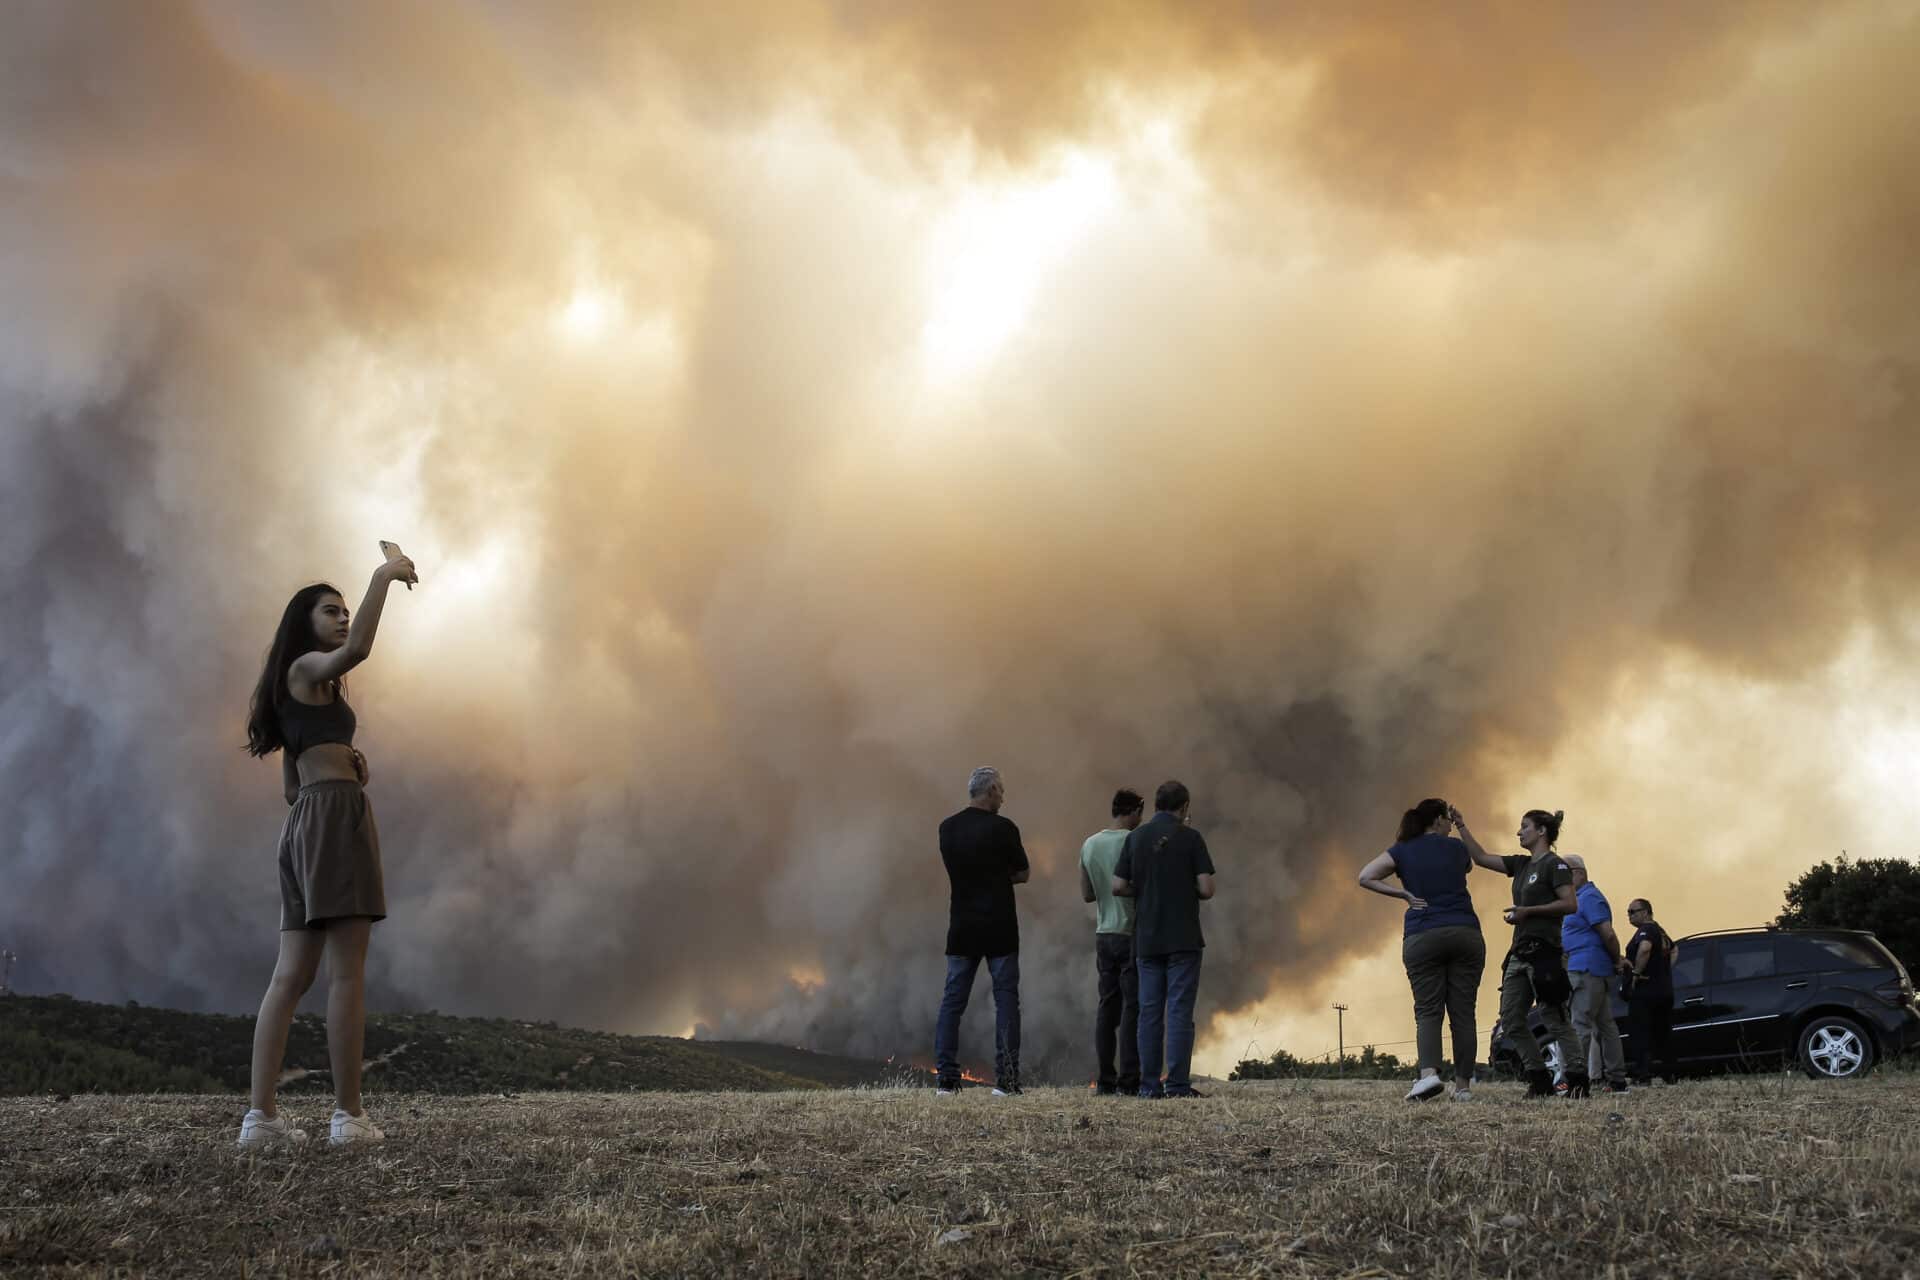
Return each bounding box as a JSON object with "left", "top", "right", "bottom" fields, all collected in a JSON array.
[{"left": 280, "top": 690, "right": 356, "bottom": 758}]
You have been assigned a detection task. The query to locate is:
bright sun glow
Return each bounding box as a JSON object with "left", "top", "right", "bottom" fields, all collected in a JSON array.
[
  {"left": 920, "top": 152, "right": 1118, "bottom": 380},
  {"left": 554, "top": 285, "right": 618, "bottom": 342}
]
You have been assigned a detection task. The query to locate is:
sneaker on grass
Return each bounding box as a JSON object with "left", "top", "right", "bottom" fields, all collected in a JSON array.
[
  {"left": 329, "top": 1109, "right": 385, "bottom": 1147},
  {"left": 236, "top": 1109, "right": 308, "bottom": 1148},
  {"left": 1405, "top": 1074, "right": 1446, "bottom": 1102},
  {"left": 1451, "top": 1089, "right": 1474, "bottom": 1102}
]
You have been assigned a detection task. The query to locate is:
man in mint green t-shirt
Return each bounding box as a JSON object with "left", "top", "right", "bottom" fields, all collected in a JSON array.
[{"left": 1081, "top": 789, "right": 1145, "bottom": 1094}]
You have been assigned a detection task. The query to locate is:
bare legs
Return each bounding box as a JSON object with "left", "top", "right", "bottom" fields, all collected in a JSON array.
[
  {"left": 247, "top": 919, "right": 374, "bottom": 1117},
  {"left": 249, "top": 929, "right": 325, "bottom": 1115},
  {"left": 323, "top": 919, "right": 372, "bottom": 1115}
]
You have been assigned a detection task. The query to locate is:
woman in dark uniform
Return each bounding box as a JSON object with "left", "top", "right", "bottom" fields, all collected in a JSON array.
[{"left": 237, "top": 553, "right": 414, "bottom": 1147}]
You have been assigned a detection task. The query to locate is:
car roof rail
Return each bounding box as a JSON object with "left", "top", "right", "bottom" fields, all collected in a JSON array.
[
  {"left": 1674, "top": 926, "right": 1776, "bottom": 942},
  {"left": 1675, "top": 925, "right": 1873, "bottom": 942}
]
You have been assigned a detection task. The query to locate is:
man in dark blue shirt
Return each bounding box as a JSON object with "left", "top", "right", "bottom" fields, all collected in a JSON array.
[
  {"left": 1623, "top": 898, "right": 1678, "bottom": 1086},
  {"left": 1113, "top": 780, "right": 1216, "bottom": 1098},
  {"left": 933, "top": 766, "right": 1030, "bottom": 1095}
]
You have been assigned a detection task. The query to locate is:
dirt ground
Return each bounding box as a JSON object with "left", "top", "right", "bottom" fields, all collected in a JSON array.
[{"left": 3, "top": 1075, "right": 1916, "bottom": 1277}]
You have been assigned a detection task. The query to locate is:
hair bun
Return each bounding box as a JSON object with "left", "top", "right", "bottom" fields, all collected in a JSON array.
[{"left": 1553, "top": 810, "right": 1564, "bottom": 822}]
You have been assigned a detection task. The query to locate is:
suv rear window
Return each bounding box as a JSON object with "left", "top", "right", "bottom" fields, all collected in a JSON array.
[
  {"left": 1715, "top": 936, "right": 1776, "bottom": 982},
  {"left": 1775, "top": 934, "right": 1894, "bottom": 974}
]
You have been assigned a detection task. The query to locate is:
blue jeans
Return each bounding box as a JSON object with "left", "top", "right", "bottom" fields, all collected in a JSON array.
[
  {"left": 933, "top": 953, "right": 1021, "bottom": 1088},
  {"left": 1136, "top": 949, "right": 1202, "bottom": 1096}
]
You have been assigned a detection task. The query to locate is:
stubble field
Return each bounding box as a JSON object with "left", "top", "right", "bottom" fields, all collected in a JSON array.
[{"left": 2, "top": 1075, "right": 1916, "bottom": 1277}]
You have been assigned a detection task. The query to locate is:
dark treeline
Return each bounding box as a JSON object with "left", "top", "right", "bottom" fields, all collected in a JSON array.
[
  {"left": 1229, "top": 1046, "right": 1413, "bottom": 1081},
  {"left": 0, "top": 996, "right": 929, "bottom": 1096}
]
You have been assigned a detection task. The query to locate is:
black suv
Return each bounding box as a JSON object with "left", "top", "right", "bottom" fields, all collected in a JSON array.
[{"left": 1492, "top": 927, "right": 1919, "bottom": 1080}]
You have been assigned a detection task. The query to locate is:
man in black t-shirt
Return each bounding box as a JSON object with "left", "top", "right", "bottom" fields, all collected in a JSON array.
[
  {"left": 1623, "top": 898, "right": 1678, "bottom": 1085},
  {"left": 1113, "top": 780, "right": 1217, "bottom": 1098},
  {"left": 933, "top": 766, "right": 1031, "bottom": 1094}
]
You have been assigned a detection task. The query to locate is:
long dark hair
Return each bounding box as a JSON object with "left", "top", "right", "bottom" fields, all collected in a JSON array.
[
  {"left": 1396, "top": 798, "right": 1449, "bottom": 843},
  {"left": 244, "top": 583, "right": 343, "bottom": 757}
]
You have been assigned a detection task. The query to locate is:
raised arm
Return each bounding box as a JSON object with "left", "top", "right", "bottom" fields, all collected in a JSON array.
[
  {"left": 292, "top": 558, "right": 416, "bottom": 687},
  {"left": 1357, "top": 850, "right": 1426, "bottom": 908},
  {"left": 1449, "top": 808, "right": 1508, "bottom": 872}
]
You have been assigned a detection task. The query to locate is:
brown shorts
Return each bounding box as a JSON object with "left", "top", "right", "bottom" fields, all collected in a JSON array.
[{"left": 278, "top": 780, "right": 387, "bottom": 930}]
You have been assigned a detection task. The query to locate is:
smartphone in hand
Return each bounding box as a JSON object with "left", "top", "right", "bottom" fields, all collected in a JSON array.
[{"left": 379, "top": 540, "right": 414, "bottom": 590}]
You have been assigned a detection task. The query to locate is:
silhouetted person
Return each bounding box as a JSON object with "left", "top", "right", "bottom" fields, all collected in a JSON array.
[
  {"left": 1081, "top": 788, "right": 1145, "bottom": 1095},
  {"left": 933, "top": 766, "right": 1030, "bottom": 1095},
  {"left": 1456, "top": 806, "right": 1585, "bottom": 1097},
  {"left": 1357, "top": 798, "right": 1485, "bottom": 1102},
  {"left": 239, "top": 552, "right": 415, "bottom": 1148},
  {"left": 1114, "top": 780, "right": 1215, "bottom": 1099},
  {"left": 1623, "top": 898, "right": 1678, "bottom": 1085}
]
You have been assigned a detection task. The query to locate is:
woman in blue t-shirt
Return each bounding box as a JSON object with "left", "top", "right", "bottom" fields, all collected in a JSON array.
[{"left": 1357, "top": 798, "right": 1485, "bottom": 1101}]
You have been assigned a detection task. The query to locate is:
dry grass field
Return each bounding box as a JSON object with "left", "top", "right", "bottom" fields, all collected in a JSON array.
[{"left": 3, "top": 1075, "right": 1917, "bottom": 1277}]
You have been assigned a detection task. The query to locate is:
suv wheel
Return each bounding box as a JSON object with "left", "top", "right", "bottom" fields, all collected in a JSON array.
[{"left": 1798, "top": 1014, "right": 1875, "bottom": 1079}]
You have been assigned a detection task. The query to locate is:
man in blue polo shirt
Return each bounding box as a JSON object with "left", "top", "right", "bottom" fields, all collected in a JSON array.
[{"left": 1562, "top": 855, "right": 1628, "bottom": 1093}]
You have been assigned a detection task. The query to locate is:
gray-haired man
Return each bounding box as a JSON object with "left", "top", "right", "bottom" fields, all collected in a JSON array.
[
  {"left": 1562, "top": 854, "right": 1629, "bottom": 1093},
  {"left": 933, "top": 767, "right": 1030, "bottom": 1094}
]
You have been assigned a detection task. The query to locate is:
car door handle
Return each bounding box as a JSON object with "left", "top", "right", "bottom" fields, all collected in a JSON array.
[
  {"left": 1683, "top": 996, "right": 1705, "bottom": 1005},
  {"left": 1785, "top": 981, "right": 1809, "bottom": 990}
]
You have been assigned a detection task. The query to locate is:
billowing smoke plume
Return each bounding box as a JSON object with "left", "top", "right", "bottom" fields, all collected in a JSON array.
[{"left": 3, "top": 2, "right": 1917, "bottom": 1077}]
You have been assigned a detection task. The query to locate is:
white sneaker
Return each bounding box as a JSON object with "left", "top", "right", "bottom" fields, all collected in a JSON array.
[
  {"left": 329, "top": 1109, "right": 385, "bottom": 1146},
  {"left": 935, "top": 1088, "right": 957, "bottom": 1097},
  {"left": 236, "top": 1109, "right": 308, "bottom": 1148},
  {"left": 1451, "top": 1089, "right": 1474, "bottom": 1102},
  {"left": 991, "top": 1088, "right": 1011, "bottom": 1097},
  {"left": 1405, "top": 1075, "right": 1446, "bottom": 1102}
]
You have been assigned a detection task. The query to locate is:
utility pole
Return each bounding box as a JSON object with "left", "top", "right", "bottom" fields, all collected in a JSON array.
[
  {"left": 1332, "top": 1003, "right": 1348, "bottom": 1077},
  {"left": 0, "top": 949, "right": 15, "bottom": 996}
]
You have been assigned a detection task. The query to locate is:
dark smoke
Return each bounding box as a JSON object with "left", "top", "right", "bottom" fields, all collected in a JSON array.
[{"left": 2, "top": 2, "right": 1917, "bottom": 1078}]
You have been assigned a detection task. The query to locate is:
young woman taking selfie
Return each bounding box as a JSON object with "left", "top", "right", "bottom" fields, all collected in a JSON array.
[{"left": 236, "top": 551, "right": 415, "bottom": 1147}]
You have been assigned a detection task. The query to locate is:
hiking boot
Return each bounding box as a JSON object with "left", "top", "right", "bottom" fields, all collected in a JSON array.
[
  {"left": 1562, "top": 1071, "right": 1592, "bottom": 1100},
  {"left": 328, "top": 1109, "right": 385, "bottom": 1147},
  {"left": 1524, "top": 1068, "right": 1557, "bottom": 1098},
  {"left": 1405, "top": 1075, "right": 1446, "bottom": 1103},
  {"left": 236, "top": 1109, "right": 308, "bottom": 1149}
]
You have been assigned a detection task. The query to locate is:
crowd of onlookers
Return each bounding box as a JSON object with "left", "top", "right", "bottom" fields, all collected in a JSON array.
[{"left": 930, "top": 771, "right": 1677, "bottom": 1099}]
